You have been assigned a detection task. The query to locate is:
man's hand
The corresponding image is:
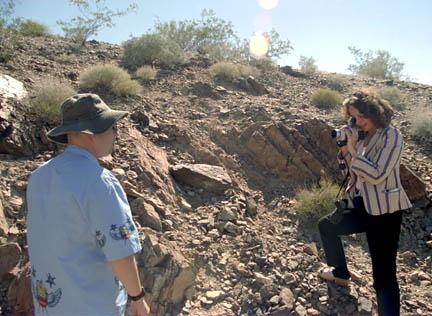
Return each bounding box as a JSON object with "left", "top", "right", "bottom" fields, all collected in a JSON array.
[{"left": 131, "top": 298, "right": 150, "bottom": 316}]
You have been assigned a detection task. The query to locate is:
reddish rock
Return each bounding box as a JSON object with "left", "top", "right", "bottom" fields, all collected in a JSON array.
[
  {"left": 0, "top": 242, "right": 22, "bottom": 281},
  {"left": 8, "top": 263, "right": 34, "bottom": 316}
]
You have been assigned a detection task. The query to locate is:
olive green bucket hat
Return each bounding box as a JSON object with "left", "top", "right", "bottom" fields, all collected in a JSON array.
[{"left": 47, "top": 93, "right": 128, "bottom": 144}]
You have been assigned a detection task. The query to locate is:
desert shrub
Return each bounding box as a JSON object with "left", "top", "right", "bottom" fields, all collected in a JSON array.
[
  {"left": 121, "top": 33, "right": 187, "bottom": 70},
  {"left": 54, "top": 53, "right": 76, "bottom": 64},
  {"left": 249, "top": 58, "right": 276, "bottom": 72},
  {"left": 79, "top": 64, "right": 142, "bottom": 96},
  {"left": 29, "top": 79, "right": 76, "bottom": 123},
  {"left": 311, "top": 88, "right": 342, "bottom": 110},
  {"left": 0, "top": 1, "right": 21, "bottom": 62},
  {"left": 348, "top": 46, "right": 406, "bottom": 80},
  {"left": 295, "top": 179, "right": 339, "bottom": 229},
  {"left": 410, "top": 114, "right": 432, "bottom": 146},
  {"left": 135, "top": 66, "right": 157, "bottom": 84},
  {"left": 324, "top": 74, "right": 346, "bottom": 92},
  {"left": 377, "top": 87, "right": 404, "bottom": 110},
  {"left": 299, "top": 56, "right": 318, "bottom": 75},
  {"left": 210, "top": 62, "right": 257, "bottom": 80},
  {"left": 18, "top": 19, "right": 49, "bottom": 37}
]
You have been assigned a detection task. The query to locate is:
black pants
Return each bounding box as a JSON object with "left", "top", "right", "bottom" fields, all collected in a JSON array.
[{"left": 318, "top": 197, "right": 403, "bottom": 316}]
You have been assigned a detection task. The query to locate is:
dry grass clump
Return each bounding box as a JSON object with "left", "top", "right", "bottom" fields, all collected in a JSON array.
[
  {"left": 135, "top": 66, "right": 157, "bottom": 84},
  {"left": 210, "top": 62, "right": 257, "bottom": 80},
  {"left": 79, "top": 64, "right": 142, "bottom": 97},
  {"left": 324, "top": 74, "right": 346, "bottom": 92},
  {"left": 311, "top": 88, "right": 342, "bottom": 110},
  {"left": 29, "top": 78, "right": 76, "bottom": 122},
  {"left": 295, "top": 179, "right": 339, "bottom": 229},
  {"left": 55, "top": 53, "right": 76, "bottom": 64},
  {"left": 410, "top": 111, "right": 432, "bottom": 147},
  {"left": 377, "top": 87, "right": 404, "bottom": 110}
]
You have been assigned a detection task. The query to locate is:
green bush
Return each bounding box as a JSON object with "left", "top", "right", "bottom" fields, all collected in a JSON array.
[
  {"left": 410, "top": 114, "right": 432, "bottom": 146},
  {"left": 209, "top": 62, "right": 257, "bottom": 80},
  {"left": 0, "top": 1, "right": 21, "bottom": 62},
  {"left": 121, "top": 34, "right": 187, "bottom": 70},
  {"left": 295, "top": 179, "right": 339, "bottom": 229},
  {"left": 348, "top": 46, "right": 406, "bottom": 80},
  {"left": 299, "top": 56, "right": 318, "bottom": 75},
  {"left": 311, "top": 88, "right": 342, "bottom": 110},
  {"left": 249, "top": 58, "right": 276, "bottom": 72},
  {"left": 79, "top": 64, "right": 142, "bottom": 96},
  {"left": 324, "top": 74, "right": 346, "bottom": 92},
  {"left": 30, "top": 79, "right": 76, "bottom": 123},
  {"left": 135, "top": 66, "right": 157, "bottom": 84},
  {"left": 378, "top": 87, "right": 404, "bottom": 110},
  {"left": 19, "top": 19, "right": 48, "bottom": 37}
]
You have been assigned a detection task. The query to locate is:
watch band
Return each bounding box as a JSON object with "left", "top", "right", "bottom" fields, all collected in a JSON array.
[{"left": 128, "top": 286, "right": 145, "bottom": 301}]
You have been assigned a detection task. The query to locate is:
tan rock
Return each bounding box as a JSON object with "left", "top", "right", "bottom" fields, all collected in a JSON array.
[
  {"left": 130, "top": 197, "right": 162, "bottom": 231},
  {"left": 0, "top": 242, "right": 21, "bottom": 281},
  {"left": 7, "top": 263, "right": 33, "bottom": 316},
  {"left": 0, "top": 192, "right": 9, "bottom": 236},
  {"left": 400, "top": 163, "right": 426, "bottom": 201}
]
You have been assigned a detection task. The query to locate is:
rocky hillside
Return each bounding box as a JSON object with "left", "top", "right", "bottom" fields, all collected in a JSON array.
[{"left": 1, "top": 36, "right": 432, "bottom": 316}]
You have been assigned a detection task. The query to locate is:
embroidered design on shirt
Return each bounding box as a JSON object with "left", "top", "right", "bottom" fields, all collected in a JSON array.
[
  {"left": 95, "top": 230, "right": 106, "bottom": 248},
  {"left": 31, "top": 267, "right": 62, "bottom": 311},
  {"left": 109, "top": 218, "right": 136, "bottom": 241}
]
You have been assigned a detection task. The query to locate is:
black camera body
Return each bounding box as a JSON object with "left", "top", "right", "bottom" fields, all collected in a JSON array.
[
  {"left": 331, "top": 118, "right": 365, "bottom": 147},
  {"left": 328, "top": 199, "right": 350, "bottom": 224}
]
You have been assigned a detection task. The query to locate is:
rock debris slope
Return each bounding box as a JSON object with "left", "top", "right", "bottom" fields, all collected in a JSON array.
[{"left": 1, "top": 36, "right": 432, "bottom": 316}]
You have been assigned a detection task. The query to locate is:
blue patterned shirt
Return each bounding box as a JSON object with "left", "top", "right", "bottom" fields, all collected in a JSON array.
[{"left": 27, "top": 145, "right": 141, "bottom": 315}]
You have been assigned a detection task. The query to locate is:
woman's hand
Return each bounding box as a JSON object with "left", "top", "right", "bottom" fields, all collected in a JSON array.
[{"left": 344, "top": 127, "right": 358, "bottom": 159}]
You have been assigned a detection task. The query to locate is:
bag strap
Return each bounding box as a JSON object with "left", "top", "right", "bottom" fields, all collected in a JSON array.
[{"left": 335, "top": 172, "right": 350, "bottom": 201}]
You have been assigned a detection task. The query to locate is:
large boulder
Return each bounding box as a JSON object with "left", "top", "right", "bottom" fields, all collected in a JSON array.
[
  {"left": 0, "top": 243, "right": 22, "bottom": 281},
  {"left": 170, "top": 163, "right": 233, "bottom": 195},
  {"left": 138, "top": 231, "right": 197, "bottom": 315},
  {"left": 400, "top": 163, "right": 426, "bottom": 201},
  {"left": 7, "top": 263, "right": 34, "bottom": 316},
  {"left": 213, "top": 119, "right": 341, "bottom": 184}
]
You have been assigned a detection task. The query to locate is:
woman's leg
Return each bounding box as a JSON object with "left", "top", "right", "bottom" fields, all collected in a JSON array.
[
  {"left": 366, "top": 210, "right": 402, "bottom": 316},
  {"left": 318, "top": 200, "right": 368, "bottom": 279}
]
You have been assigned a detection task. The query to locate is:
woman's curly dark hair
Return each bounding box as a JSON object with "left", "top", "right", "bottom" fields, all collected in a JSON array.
[{"left": 342, "top": 89, "right": 394, "bottom": 128}]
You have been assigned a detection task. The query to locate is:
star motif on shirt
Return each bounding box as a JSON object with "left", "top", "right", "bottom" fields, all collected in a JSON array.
[
  {"left": 126, "top": 217, "right": 132, "bottom": 224},
  {"left": 46, "top": 273, "right": 56, "bottom": 288},
  {"left": 110, "top": 224, "right": 117, "bottom": 231}
]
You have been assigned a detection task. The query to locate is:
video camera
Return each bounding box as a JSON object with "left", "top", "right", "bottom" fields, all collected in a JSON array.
[{"left": 331, "top": 117, "right": 365, "bottom": 147}]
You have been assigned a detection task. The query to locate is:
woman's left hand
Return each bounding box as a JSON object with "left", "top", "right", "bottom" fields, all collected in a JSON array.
[{"left": 344, "top": 127, "right": 358, "bottom": 159}]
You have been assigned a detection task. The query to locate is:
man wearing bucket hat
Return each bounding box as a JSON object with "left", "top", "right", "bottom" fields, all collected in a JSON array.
[{"left": 26, "top": 94, "right": 150, "bottom": 316}]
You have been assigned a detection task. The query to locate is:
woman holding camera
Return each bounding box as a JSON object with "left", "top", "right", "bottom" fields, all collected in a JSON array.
[{"left": 318, "top": 89, "right": 411, "bottom": 316}]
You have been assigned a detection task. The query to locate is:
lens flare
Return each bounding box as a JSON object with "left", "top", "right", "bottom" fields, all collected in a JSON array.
[
  {"left": 257, "top": 0, "right": 279, "bottom": 10},
  {"left": 249, "top": 31, "right": 270, "bottom": 59}
]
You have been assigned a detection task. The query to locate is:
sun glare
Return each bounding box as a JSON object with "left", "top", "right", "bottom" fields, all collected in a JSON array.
[
  {"left": 249, "top": 32, "right": 270, "bottom": 59},
  {"left": 257, "top": 0, "right": 279, "bottom": 10}
]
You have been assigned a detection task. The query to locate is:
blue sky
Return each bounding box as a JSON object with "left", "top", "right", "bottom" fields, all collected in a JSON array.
[{"left": 12, "top": 0, "right": 432, "bottom": 85}]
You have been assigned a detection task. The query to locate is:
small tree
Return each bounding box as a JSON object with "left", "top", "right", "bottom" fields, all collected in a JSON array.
[
  {"left": 0, "top": 0, "right": 22, "bottom": 62},
  {"left": 266, "top": 28, "right": 293, "bottom": 60},
  {"left": 57, "top": 0, "right": 138, "bottom": 45},
  {"left": 347, "top": 46, "right": 406, "bottom": 80},
  {"left": 152, "top": 9, "right": 243, "bottom": 61},
  {"left": 299, "top": 56, "right": 318, "bottom": 74}
]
